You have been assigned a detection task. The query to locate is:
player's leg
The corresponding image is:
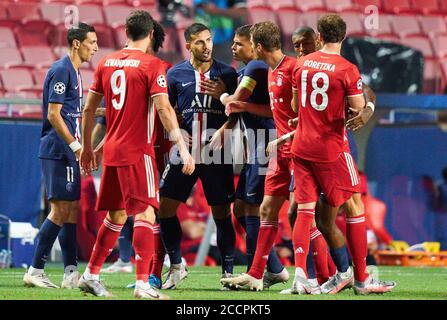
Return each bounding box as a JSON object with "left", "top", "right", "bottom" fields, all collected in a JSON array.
[
  {"left": 148, "top": 215, "right": 165, "bottom": 289},
  {"left": 310, "top": 201, "right": 331, "bottom": 285},
  {"left": 200, "top": 163, "right": 236, "bottom": 280},
  {"left": 24, "top": 158, "right": 80, "bottom": 289},
  {"left": 102, "top": 216, "right": 134, "bottom": 274},
  {"left": 343, "top": 193, "right": 396, "bottom": 294},
  {"left": 158, "top": 162, "right": 197, "bottom": 289},
  {"left": 59, "top": 201, "right": 81, "bottom": 289}
]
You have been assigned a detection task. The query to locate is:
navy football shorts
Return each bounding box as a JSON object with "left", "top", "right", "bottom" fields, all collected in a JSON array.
[
  {"left": 41, "top": 158, "right": 81, "bottom": 201},
  {"left": 235, "top": 162, "right": 267, "bottom": 206},
  {"left": 159, "top": 162, "right": 235, "bottom": 206}
]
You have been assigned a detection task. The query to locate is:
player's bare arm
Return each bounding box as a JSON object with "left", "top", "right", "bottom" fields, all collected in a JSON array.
[
  {"left": 346, "top": 83, "right": 376, "bottom": 131},
  {"left": 225, "top": 101, "right": 273, "bottom": 117},
  {"left": 80, "top": 91, "right": 103, "bottom": 173},
  {"left": 153, "top": 94, "right": 195, "bottom": 175},
  {"left": 266, "top": 131, "right": 295, "bottom": 156},
  {"left": 91, "top": 121, "right": 106, "bottom": 165},
  {"left": 291, "top": 89, "right": 298, "bottom": 113},
  {"left": 47, "top": 102, "right": 82, "bottom": 159},
  {"left": 209, "top": 113, "right": 239, "bottom": 150}
]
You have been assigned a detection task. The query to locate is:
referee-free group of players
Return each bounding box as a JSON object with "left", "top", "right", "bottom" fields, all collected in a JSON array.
[{"left": 23, "top": 9, "right": 396, "bottom": 299}]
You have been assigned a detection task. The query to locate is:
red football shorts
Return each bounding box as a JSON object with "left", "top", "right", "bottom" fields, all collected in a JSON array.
[
  {"left": 293, "top": 152, "right": 361, "bottom": 207},
  {"left": 264, "top": 153, "right": 293, "bottom": 197},
  {"left": 97, "top": 154, "right": 159, "bottom": 215}
]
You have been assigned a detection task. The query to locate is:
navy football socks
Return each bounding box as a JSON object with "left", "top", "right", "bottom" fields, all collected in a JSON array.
[
  {"left": 159, "top": 216, "right": 183, "bottom": 265},
  {"left": 32, "top": 218, "right": 61, "bottom": 269},
  {"left": 58, "top": 223, "right": 78, "bottom": 270},
  {"left": 214, "top": 216, "right": 235, "bottom": 275}
]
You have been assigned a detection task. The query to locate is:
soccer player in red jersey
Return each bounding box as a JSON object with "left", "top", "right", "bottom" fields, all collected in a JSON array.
[
  {"left": 221, "top": 21, "right": 297, "bottom": 291},
  {"left": 289, "top": 14, "right": 395, "bottom": 295},
  {"left": 78, "top": 11, "right": 194, "bottom": 299}
]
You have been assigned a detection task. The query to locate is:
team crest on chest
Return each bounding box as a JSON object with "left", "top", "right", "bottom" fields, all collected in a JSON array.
[{"left": 277, "top": 75, "right": 283, "bottom": 87}]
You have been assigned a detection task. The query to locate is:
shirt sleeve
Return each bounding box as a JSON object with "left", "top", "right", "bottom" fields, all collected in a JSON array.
[
  {"left": 90, "top": 62, "right": 104, "bottom": 95},
  {"left": 240, "top": 62, "right": 264, "bottom": 93},
  {"left": 147, "top": 61, "right": 169, "bottom": 97},
  {"left": 48, "top": 66, "right": 70, "bottom": 104},
  {"left": 344, "top": 64, "right": 363, "bottom": 97}
]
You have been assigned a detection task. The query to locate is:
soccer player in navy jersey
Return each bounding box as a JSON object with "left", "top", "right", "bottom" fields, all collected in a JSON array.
[
  {"left": 201, "top": 24, "right": 289, "bottom": 288},
  {"left": 23, "top": 23, "right": 98, "bottom": 289},
  {"left": 158, "top": 23, "right": 239, "bottom": 289}
]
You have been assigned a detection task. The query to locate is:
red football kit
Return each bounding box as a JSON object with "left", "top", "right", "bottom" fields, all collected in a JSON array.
[
  {"left": 264, "top": 55, "right": 298, "bottom": 197},
  {"left": 90, "top": 48, "right": 168, "bottom": 214},
  {"left": 291, "top": 50, "right": 363, "bottom": 206}
]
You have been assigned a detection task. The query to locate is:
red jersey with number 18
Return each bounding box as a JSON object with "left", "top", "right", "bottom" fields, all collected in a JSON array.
[
  {"left": 291, "top": 51, "right": 363, "bottom": 163},
  {"left": 90, "top": 48, "right": 168, "bottom": 166}
]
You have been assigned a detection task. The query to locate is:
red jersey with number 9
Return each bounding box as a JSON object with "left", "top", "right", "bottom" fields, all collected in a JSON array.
[
  {"left": 90, "top": 48, "right": 168, "bottom": 166},
  {"left": 291, "top": 51, "right": 363, "bottom": 163}
]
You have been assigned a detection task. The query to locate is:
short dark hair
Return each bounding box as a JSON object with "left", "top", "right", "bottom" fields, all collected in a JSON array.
[
  {"left": 67, "top": 22, "right": 95, "bottom": 47},
  {"left": 152, "top": 20, "right": 165, "bottom": 53},
  {"left": 250, "top": 21, "right": 282, "bottom": 51},
  {"left": 317, "top": 14, "right": 346, "bottom": 43},
  {"left": 235, "top": 24, "right": 252, "bottom": 39},
  {"left": 293, "top": 26, "right": 316, "bottom": 38},
  {"left": 184, "top": 23, "right": 210, "bottom": 42},
  {"left": 126, "top": 10, "right": 154, "bottom": 41}
]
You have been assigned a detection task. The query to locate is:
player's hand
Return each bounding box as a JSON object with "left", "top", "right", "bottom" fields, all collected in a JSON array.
[
  {"left": 266, "top": 138, "right": 285, "bottom": 157},
  {"left": 201, "top": 78, "right": 226, "bottom": 100},
  {"left": 80, "top": 147, "right": 97, "bottom": 174},
  {"left": 288, "top": 117, "right": 298, "bottom": 128},
  {"left": 346, "top": 106, "right": 373, "bottom": 132},
  {"left": 225, "top": 101, "right": 245, "bottom": 116},
  {"left": 209, "top": 128, "right": 225, "bottom": 150},
  {"left": 179, "top": 148, "right": 195, "bottom": 175}
]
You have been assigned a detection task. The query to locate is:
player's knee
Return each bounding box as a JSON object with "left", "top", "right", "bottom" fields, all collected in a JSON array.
[
  {"left": 344, "top": 194, "right": 364, "bottom": 217},
  {"left": 211, "top": 204, "right": 231, "bottom": 220},
  {"left": 48, "top": 202, "right": 72, "bottom": 225},
  {"left": 316, "top": 215, "right": 332, "bottom": 235},
  {"left": 259, "top": 203, "right": 276, "bottom": 221},
  {"left": 107, "top": 210, "right": 128, "bottom": 224},
  {"left": 135, "top": 206, "right": 156, "bottom": 224}
]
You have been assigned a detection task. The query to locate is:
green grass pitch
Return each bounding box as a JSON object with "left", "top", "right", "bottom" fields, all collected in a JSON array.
[{"left": 1, "top": 263, "right": 446, "bottom": 300}]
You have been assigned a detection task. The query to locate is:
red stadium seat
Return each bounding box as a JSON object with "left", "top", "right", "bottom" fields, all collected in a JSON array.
[
  {"left": 269, "top": 0, "right": 295, "bottom": 10},
  {"left": 247, "top": 6, "right": 277, "bottom": 24},
  {"left": 400, "top": 36, "right": 435, "bottom": 59},
  {"left": 422, "top": 59, "right": 441, "bottom": 93},
  {"left": 440, "top": 0, "right": 447, "bottom": 14},
  {"left": 383, "top": 0, "right": 416, "bottom": 14},
  {"left": 0, "top": 68, "right": 35, "bottom": 92},
  {"left": 103, "top": 4, "right": 135, "bottom": 28},
  {"left": 22, "top": 46, "right": 55, "bottom": 68},
  {"left": 77, "top": 4, "right": 105, "bottom": 25},
  {"left": 390, "top": 15, "right": 422, "bottom": 38},
  {"left": 159, "top": 26, "right": 179, "bottom": 54},
  {"left": 246, "top": 0, "right": 268, "bottom": 7},
  {"left": 0, "top": 27, "right": 17, "bottom": 48},
  {"left": 0, "top": 3, "right": 8, "bottom": 20},
  {"left": 365, "top": 14, "right": 396, "bottom": 38},
  {"left": 352, "top": 0, "right": 382, "bottom": 12},
  {"left": 48, "top": 24, "right": 68, "bottom": 47},
  {"left": 113, "top": 26, "right": 127, "bottom": 48},
  {"left": 303, "top": 11, "right": 328, "bottom": 30},
  {"left": 294, "top": 0, "right": 325, "bottom": 12},
  {"left": 94, "top": 25, "right": 116, "bottom": 48},
  {"left": 127, "top": 0, "right": 157, "bottom": 6},
  {"left": 340, "top": 12, "right": 365, "bottom": 36},
  {"left": 32, "top": 69, "right": 48, "bottom": 89},
  {"left": 0, "top": 48, "right": 23, "bottom": 68},
  {"left": 16, "top": 21, "right": 51, "bottom": 47},
  {"left": 375, "top": 34, "right": 401, "bottom": 43},
  {"left": 325, "top": 0, "right": 359, "bottom": 12},
  {"left": 40, "top": 3, "right": 67, "bottom": 26},
  {"left": 411, "top": 0, "right": 440, "bottom": 15},
  {"left": 432, "top": 35, "right": 447, "bottom": 58},
  {"left": 419, "top": 16, "right": 447, "bottom": 38},
  {"left": 7, "top": 2, "right": 41, "bottom": 23},
  {"left": 276, "top": 7, "right": 302, "bottom": 51}
]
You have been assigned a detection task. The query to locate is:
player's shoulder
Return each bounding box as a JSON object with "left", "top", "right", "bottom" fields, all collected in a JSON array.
[
  {"left": 49, "top": 56, "right": 72, "bottom": 74},
  {"left": 246, "top": 59, "right": 268, "bottom": 71},
  {"left": 168, "top": 60, "right": 190, "bottom": 75}
]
